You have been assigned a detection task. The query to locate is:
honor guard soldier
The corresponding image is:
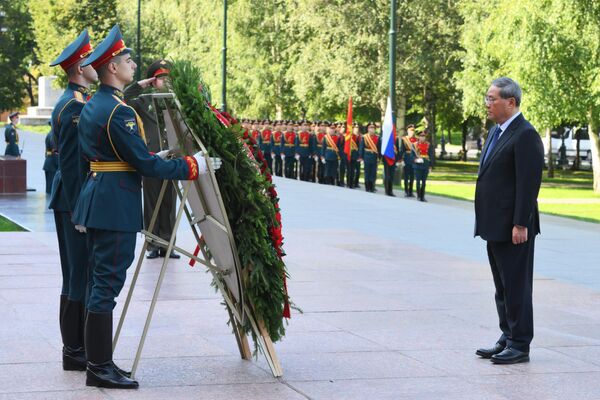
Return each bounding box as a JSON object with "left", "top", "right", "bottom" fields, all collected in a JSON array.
[
  {"left": 124, "top": 59, "right": 181, "bottom": 260},
  {"left": 43, "top": 121, "right": 59, "bottom": 194},
  {"left": 48, "top": 29, "right": 97, "bottom": 373},
  {"left": 346, "top": 123, "right": 361, "bottom": 188},
  {"left": 72, "top": 25, "right": 220, "bottom": 389},
  {"left": 359, "top": 122, "right": 381, "bottom": 192},
  {"left": 321, "top": 123, "right": 344, "bottom": 185},
  {"left": 412, "top": 131, "right": 434, "bottom": 201},
  {"left": 399, "top": 124, "right": 418, "bottom": 197},
  {"left": 271, "top": 121, "right": 283, "bottom": 176},
  {"left": 259, "top": 120, "right": 273, "bottom": 172},
  {"left": 310, "top": 122, "right": 319, "bottom": 182},
  {"left": 282, "top": 122, "right": 297, "bottom": 178},
  {"left": 295, "top": 120, "right": 314, "bottom": 181},
  {"left": 316, "top": 122, "right": 327, "bottom": 183},
  {"left": 250, "top": 120, "right": 260, "bottom": 141},
  {"left": 4, "top": 112, "right": 20, "bottom": 157}
]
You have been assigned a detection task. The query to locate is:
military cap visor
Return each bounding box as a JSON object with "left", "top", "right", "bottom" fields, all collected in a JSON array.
[
  {"left": 50, "top": 30, "right": 94, "bottom": 71},
  {"left": 147, "top": 59, "right": 172, "bottom": 79},
  {"left": 81, "top": 25, "right": 132, "bottom": 70},
  {"left": 8, "top": 112, "right": 19, "bottom": 119}
]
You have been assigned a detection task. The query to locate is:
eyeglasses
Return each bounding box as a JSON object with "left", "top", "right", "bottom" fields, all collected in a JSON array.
[{"left": 483, "top": 96, "right": 498, "bottom": 105}]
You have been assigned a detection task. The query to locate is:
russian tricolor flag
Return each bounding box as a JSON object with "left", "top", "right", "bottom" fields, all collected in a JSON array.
[{"left": 381, "top": 97, "right": 396, "bottom": 166}]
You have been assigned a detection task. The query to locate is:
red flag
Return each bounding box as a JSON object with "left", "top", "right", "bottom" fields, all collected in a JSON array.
[{"left": 344, "top": 97, "right": 353, "bottom": 162}]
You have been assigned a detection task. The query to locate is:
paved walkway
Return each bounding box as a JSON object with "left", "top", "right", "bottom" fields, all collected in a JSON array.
[{"left": 1, "top": 131, "right": 600, "bottom": 399}]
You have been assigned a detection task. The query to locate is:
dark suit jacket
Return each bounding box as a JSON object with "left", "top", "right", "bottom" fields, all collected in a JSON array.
[{"left": 474, "top": 113, "right": 544, "bottom": 242}]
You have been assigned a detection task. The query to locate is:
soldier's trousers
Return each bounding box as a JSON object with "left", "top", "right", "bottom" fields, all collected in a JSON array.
[
  {"left": 54, "top": 211, "right": 89, "bottom": 302},
  {"left": 338, "top": 158, "right": 347, "bottom": 186},
  {"left": 45, "top": 170, "right": 56, "bottom": 194},
  {"left": 317, "top": 160, "right": 325, "bottom": 183},
  {"left": 264, "top": 153, "right": 273, "bottom": 173},
  {"left": 299, "top": 157, "right": 313, "bottom": 181},
  {"left": 284, "top": 157, "right": 296, "bottom": 178},
  {"left": 383, "top": 163, "right": 397, "bottom": 194},
  {"left": 347, "top": 160, "right": 360, "bottom": 188},
  {"left": 363, "top": 162, "right": 377, "bottom": 185},
  {"left": 403, "top": 164, "right": 415, "bottom": 194},
  {"left": 324, "top": 159, "right": 338, "bottom": 185},
  {"left": 311, "top": 159, "right": 317, "bottom": 182},
  {"left": 274, "top": 155, "right": 283, "bottom": 176},
  {"left": 86, "top": 228, "right": 136, "bottom": 313},
  {"left": 415, "top": 168, "right": 429, "bottom": 194},
  {"left": 143, "top": 176, "right": 176, "bottom": 252}
]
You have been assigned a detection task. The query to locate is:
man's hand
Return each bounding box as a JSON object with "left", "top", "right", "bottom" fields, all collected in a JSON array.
[
  {"left": 137, "top": 77, "right": 156, "bottom": 88},
  {"left": 512, "top": 225, "right": 528, "bottom": 245},
  {"left": 74, "top": 225, "right": 87, "bottom": 233},
  {"left": 295, "top": 154, "right": 300, "bottom": 160},
  {"left": 193, "top": 151, "right": 222, "bottom": 174}
]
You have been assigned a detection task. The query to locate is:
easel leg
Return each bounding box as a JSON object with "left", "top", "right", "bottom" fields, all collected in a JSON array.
[
  {"left": 130, "top": 182, "right": 192, "bottom": 379},
  {"left": 113, "top": 180, "right": 169, "bottom": 350}
]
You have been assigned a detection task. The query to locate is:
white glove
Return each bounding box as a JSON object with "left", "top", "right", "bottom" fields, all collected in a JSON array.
[
  {"left": 271, "top": 153, "right": 275, "bottom": 158},
  {"left": 281, "top": 154, "right": 286, "bottom": 160},
  {"left": 74, "top": 225, "right": 87, "bottom": 233},
  {"left": 156, "top": 150, "right": 170, "bottom": 160},
  {"left": 321, "top": 157, "right": 326, "bottom": 164},
  {"left": 193, "top": 151, "right": 222, "bottom": 174},
  {"left": 358, "top": 159, "right": 364, "bottom": 164},
  {"left": 313, "top": 155, "right": 319, "bottom": 161},
  {"left": 295, "top": 154, "right": 300, "bottom": 160}
]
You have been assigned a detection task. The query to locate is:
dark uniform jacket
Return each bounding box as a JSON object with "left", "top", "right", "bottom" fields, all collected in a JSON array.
[
  {"left": 282, "top": 131, "right": 297, "bottom": 157},
  {"left": 49, "top": 83, "right": 89, "bottom": 212},
  {"left": 295, "top": 131, "right": 314, "bottom": 157},
  {"left": 474, "top": 113, "right": 544, "bottom": 242},
  {"left": 123, "top": 83, "right": 164, "bottom": 153},
  {"left": 359, "top": 133, "right": 381, "bottom": 163},
  {"left": 4, "top": 123, "right": 20, "bottom": 156},
  {"left": 43, "top": 132, "right": 59, "bottom": 172},
  {"left": 321, "top": 134, "right": 344, "bottom": 161},
  {"left": 73, "top": 84, "right": 196, "bottom": 232},
  {"left": 259, "top": 129, "right": 272, "bottom": 154},
  {"left": 399, "top": 135, "right": 418, "bottom": 164},
  {"left": 412, "top": 141, "right": 435, "bottom": 170}
]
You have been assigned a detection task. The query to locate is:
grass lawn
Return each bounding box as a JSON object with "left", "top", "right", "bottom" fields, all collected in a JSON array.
[
  {"left": 377, "top": 160, "right": 600, "bottom": 224},
  {"left": 0, "top": 124, "right": 49, "bottom": 134},
  {"left": 0, "top": 215, "right": 26, "bottom": 232}
]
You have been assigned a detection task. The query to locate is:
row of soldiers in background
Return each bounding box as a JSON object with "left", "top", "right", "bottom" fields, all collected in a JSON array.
[{"left": 240, "top": 120, "right": 434, "bottom": 201}]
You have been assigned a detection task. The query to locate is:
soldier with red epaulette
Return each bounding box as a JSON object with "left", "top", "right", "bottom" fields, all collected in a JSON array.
[
  {"left": 282, "top": 121, "right": 297, "bottom": 178},
  {"left": 271, "top": 121, "right": 283, "bottom": 176},
  {"left": 250, "top": 120, "right": 260, "bottom": 142},
  {"left": 295, "top": 120, "right": 314, "bottom": 181},
  {"left": 346, "top": 123, "right": 361, "bottom": 188},
  {"left": 321, "top": 123, "right": 344, "bottom": 185},
  {"left": 412, "top": 130, "right": 435, "bottom": 201},
  {"left": 259, "top": 120, "right": 273, "bottom": 172},
  {"left": 315, "top": 122, "right": 328, "bottom": 183},
  {"left": 359, "top": 122, "right": 381, "bottom": 192},
  {"left": 399, "top": 124, "right": 418, "bottom": 197}
]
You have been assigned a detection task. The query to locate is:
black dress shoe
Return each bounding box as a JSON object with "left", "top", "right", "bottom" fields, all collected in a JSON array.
[
  {"left": 114, "top": 362, "right": 131, "bottom": 378},
  {"left": 476, "top": 343, "right": 505, "bottom": 359},
  {"left": 146, "top": 250, "right": 159, "bottom": 259},
  {"left": 491, "top": 347, "right": 529, "bottom": 364},
  {"left": 86, "top": 362, "right": 139, "bottom": 389},
  {"left": 158, "top": 249, "right": 181, "bottom": 259}
]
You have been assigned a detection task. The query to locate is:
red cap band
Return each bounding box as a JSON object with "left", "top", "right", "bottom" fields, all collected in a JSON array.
[
  {"left": 91, "top": 39, "right": 127, "bottom": 70},
  {"left": 61, "top": 42, "right": 93, "bottom": 71},
  {"left": 153, "top": 68, "right": 170, "bottom": 78}
]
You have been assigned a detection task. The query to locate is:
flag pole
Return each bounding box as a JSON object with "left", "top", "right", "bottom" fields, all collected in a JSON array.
[{"left": 389, "top": 0, "right": 397, "bottom": 117}]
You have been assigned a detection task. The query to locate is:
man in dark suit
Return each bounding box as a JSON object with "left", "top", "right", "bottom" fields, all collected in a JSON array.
[{"left": 474, "top": 77, "right": 544, "bottom": 364}]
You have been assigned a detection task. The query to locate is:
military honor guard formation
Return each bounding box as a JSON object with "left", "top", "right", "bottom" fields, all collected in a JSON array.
[
  {"left": 241, "top": 119, "right": 434, "bottom": 200},
  {"left": 34, "top": 14, "right": 544, "bottom": 392}
]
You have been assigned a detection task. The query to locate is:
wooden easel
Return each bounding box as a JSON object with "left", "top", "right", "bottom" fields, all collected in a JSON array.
[{"left": 112, "top": 93, "right": 283, "bottom": 379}]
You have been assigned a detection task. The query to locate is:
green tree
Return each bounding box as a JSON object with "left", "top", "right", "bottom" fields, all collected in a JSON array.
[{"left": 0, "top": 0, "right": 35, "bottom": 111}]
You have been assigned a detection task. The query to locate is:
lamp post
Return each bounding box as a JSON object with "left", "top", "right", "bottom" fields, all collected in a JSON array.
[
  {"left": 136, "top": 0, "right": 141, "bottom": 81},
  {"left": 221, "top": 0, "right": 227, "bottom": 112},
  {"left": 389, "top": 0, "right": 397, "bottom": 117}
]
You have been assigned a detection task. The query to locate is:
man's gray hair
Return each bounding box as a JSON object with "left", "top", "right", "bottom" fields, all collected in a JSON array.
[{"left": 491, "top": 77, "right": 522, "bottom": 106}]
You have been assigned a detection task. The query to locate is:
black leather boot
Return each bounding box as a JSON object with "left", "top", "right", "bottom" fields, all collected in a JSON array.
[
  {"left": 59, "top": 295, "right": 68, "bottom": 340},
  {"left": 421, "top": 183, "right": 427, "bottom": 202},
  {"left": 62, "top": 300, "right": 86, "bottom": 371},
  {"left": 85, "top": 311, "right": 138, "bottom": 389}
]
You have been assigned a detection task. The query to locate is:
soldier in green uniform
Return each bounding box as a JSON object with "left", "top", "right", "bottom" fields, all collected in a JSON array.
[
  {"left": 315, "top": 122, "right": 327, "bottom": 183},
  {"left": 382, "top": 132, "right": 400, "bottom": 197},
  {"left": 282, "top": 121, "right": 297, "bottom": 178},
  {"left": 321, "top": 123, "right": 344, "bottom": 185},
  {"left": 4, "top": 112, "right": 21, "bottom": 157},
  {"left": 359, "top": 122, "right": 380, "bottom": 192},
  {"left": 72, "top": 25, "right": 220, "bottom": 389},
  {"left": 347, "top": 123, "right": 361, "bottom": 188},
  {"left": 412, "top": 131, "right": 435, "bottom": 201},
  {"left": 258, "top": 120, "right": 273, "bottom": 172},
  {"left": 124, "top": 59, "right": 180, "bottom": 260},
  {"left": 295, "top": 120, "right": 314, "bottom": 181},
  {"left": 399, "top": 124, "right": 418, "bottom": 197},
  {"left": 337, "top": 123, "right": 347, "bottom": 186},
  {"left": 48, "top": 30, "right": 97, "bottom": 372},
  {"left": 43, "top": 122, "right": 59, "bottom": 194}
]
